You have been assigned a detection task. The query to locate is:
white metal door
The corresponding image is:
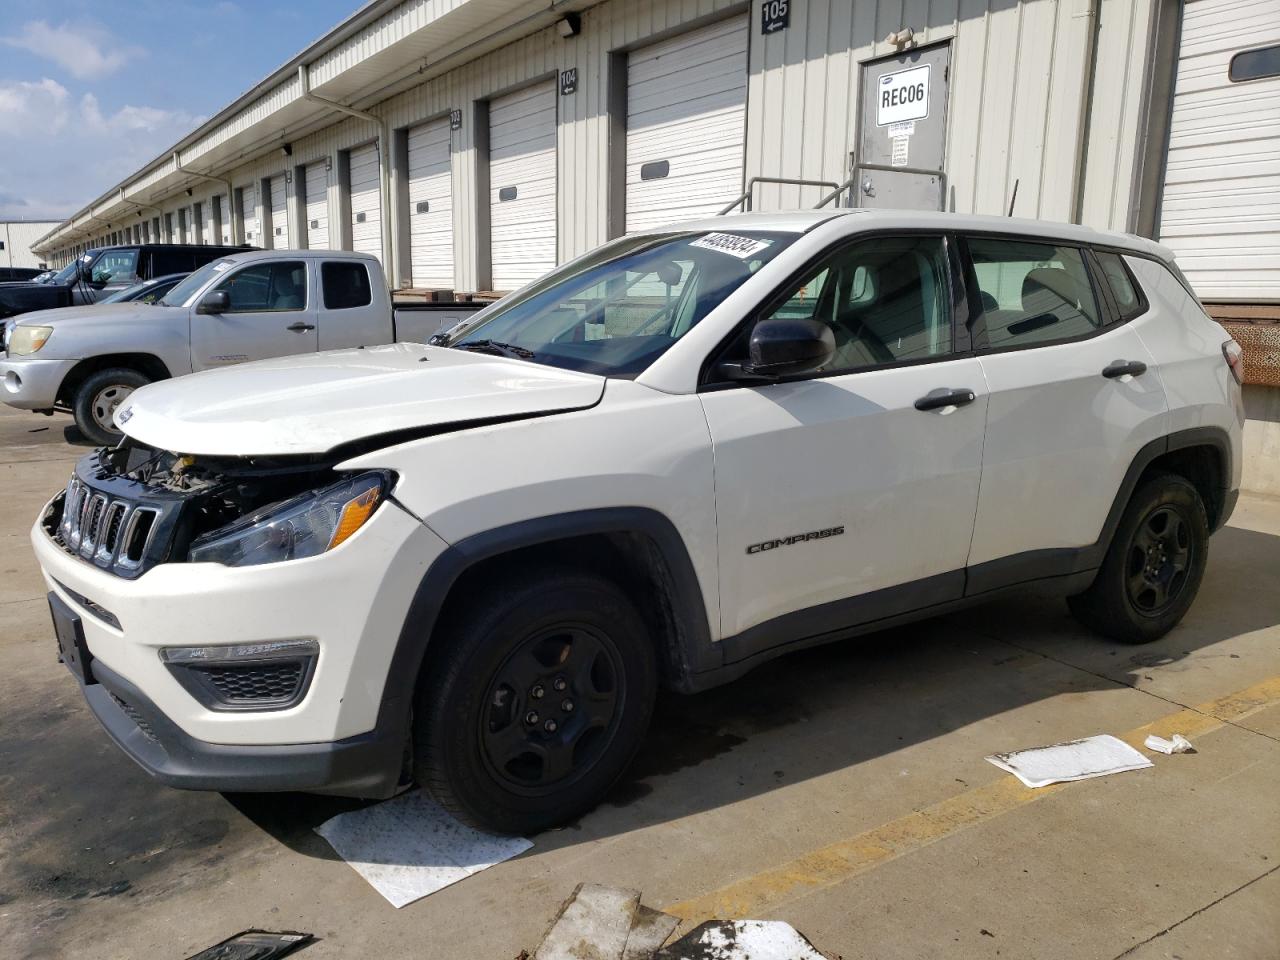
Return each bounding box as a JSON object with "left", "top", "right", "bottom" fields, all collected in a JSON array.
[
  {"left": 218, "top": 194, "right": 232, "bottom": 244},
  {"left": 1159, "top": 0, "right": 1280, "bottom": 302},
  {"left": 407, "top": 117, "right": 455, "bottom": 288},
  {"left": 349, "top": 143, "right": 382, "bottom": 262},
  {"left": 240, "top": 185, "right": 259, "bottom": 245},
  {"left": 625, "top": 16, "right": 748, "bottom": 233},
  {"left": 489, "top": 81, "right": 556, "bottom": 290},
  {"left": 305, "top": 162, "right": 329, "bottom": 250},
  {"left": 269, "top": 173, "right": 288, "bottom": 249}
]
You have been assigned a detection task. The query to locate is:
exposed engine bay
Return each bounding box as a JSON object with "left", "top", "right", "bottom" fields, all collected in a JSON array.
[{"left": 103, "top": 439, "right": 344, "bottom": 547}]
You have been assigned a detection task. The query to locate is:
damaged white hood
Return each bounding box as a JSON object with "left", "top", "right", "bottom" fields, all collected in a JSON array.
[{"left": 116, "top": 343, "right": 605, "bottom": 456}]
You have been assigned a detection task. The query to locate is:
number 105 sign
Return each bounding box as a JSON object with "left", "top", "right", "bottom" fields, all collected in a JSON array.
[{"left": 876, "top": 64, "right": 931, "bottom": 126}]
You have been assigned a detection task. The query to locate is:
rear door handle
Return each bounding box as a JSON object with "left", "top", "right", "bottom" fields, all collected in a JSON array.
[
  {"left": 1102, "top": 359, "right": 1147, "bottom": 379},
  {"left": 287, "top": 322, "right": 316, "bottom": 333},
  {"left": 914, "top": 387, "right": 977, "bottom": 412}
]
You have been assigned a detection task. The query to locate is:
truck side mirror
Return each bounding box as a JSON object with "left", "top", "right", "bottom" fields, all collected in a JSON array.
[{"left": 197, "top": 290, "right": 230, "bottom": 314}]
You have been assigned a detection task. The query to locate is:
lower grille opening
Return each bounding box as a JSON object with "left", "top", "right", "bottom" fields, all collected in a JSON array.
[{"left": 199, "top": 662, "right": 306, "bottom": 704}]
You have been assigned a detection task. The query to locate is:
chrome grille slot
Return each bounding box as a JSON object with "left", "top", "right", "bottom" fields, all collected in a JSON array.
[
  {"left": 94, "top": 502, "right": 130, "bottom": 564},
  {"left": 79, "top": 494, "right": 107, "bottom": 558},
  {"left": 118, "top": 509, "right": 158, "bottom": 568}
]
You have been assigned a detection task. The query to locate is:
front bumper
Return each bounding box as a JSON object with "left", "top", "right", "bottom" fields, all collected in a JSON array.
[
  {"left": 86, "top": 658, "right": 406, "bottom": 796},
  {"left": 1, "top": 356, "right": 76, "bottom": 409},
  {"left": 34, "top": 490, "right": 447, "bottom": 769}
]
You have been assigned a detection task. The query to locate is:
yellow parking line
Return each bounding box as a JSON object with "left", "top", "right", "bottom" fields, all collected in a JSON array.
[{"left": 666, "top": 675, "right": 1280, "bottom": 922}]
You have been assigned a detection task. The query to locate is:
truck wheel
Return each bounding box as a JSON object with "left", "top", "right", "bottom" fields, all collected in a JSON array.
[
  {"left": 73, "top": 368, "right": 149, "bottom": 446},
  {"left": 414, "top": 568, "right": 657, "bottom": 834},
  {"left": 1068, "top": 472, "right": 1209, "bottom": 644}
]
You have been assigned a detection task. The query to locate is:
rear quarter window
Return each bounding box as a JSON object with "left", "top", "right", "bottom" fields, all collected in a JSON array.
[
  {"left": 1094, "top": 251, "right": 1146, "bottom": 320},
  {"left": 322, "top": 261, "right": 373, "bottom": 309}
]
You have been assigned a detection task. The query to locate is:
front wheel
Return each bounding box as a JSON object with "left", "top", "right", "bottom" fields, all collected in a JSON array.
[
  {"left": 414, "top": 568, "right": 657, "bottom": 834},
  {"left": 1068, "top": 472, "right": 1209, "bottom": 644},
  {"left": 72, "top": 367, "right": 150, "bottom": 445}
]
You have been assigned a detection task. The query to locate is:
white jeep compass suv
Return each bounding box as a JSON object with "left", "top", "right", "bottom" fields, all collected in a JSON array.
[{"left": 33, "top": 211, "right": 1244, "bottom": 833}]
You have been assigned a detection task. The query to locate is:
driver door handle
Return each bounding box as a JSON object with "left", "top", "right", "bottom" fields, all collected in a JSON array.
[
  {"left": 1102, "top": 359, "right": 1147, "bottom": 379},
  {"left": 914, "top": 387, "right": 977, "bottom": 412},
  {"left": 287, "top": 322, "right": 316, "bottom": 333}
]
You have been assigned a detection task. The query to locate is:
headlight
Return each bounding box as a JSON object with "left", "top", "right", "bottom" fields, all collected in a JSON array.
[
  {"left": 9, "top": 325, "right": 53, "bottom": 356},
  {"left": 188, "top": 472, "right": 388, "bottom": 567}
]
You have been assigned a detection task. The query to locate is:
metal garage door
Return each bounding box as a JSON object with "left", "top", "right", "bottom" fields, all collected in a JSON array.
[
  {"left": 305, "top": 161, "right": 329, "bottom": 250},
  {"left": 625, "top": 15, "right": 748, "bottom": 233},
  {"left": 1159, "top": 0, "right": 1280, "bottom": 302},
  {"left": 240, "top": 184, "right": 259, "bottom": 245},
  {"left": 350, "top": 142, "right": 383, "bottom": 261},
  {"left": 218, "top": 195, "right": 232, "bottom": 244},
  {"left": 489, "top": 81, "right": 556, "bottom": 291},
  {"left": 407, "top": 117, "right": 455, "bottom": 289},
  {"left": 269, "top": 174, "right": 288, "bottom": 249}
]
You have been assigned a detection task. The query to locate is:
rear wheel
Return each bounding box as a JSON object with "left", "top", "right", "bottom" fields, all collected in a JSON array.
[
  {"left": 414, "top": 568, "right": 657, "bottom": 834},
  {"left": 1068, "top": 473, "right": 1209, "bottom": 644},
  {"left": 72, "top": 367, "right": 149, "bottom": 445}
]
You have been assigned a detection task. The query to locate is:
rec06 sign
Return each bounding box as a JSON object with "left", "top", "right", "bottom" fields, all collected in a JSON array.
[{"left": 876, "top": 63, "right": 931, "bottom": 126}]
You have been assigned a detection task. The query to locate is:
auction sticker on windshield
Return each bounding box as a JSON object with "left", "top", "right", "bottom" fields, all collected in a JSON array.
[{"left": 690, "top": 233, "right": 774, "bottom": 259}]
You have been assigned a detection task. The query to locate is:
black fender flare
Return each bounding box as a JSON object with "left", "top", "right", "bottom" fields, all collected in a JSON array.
[{"left": 371, "top": 507, "right": 718, "bottom": 756}]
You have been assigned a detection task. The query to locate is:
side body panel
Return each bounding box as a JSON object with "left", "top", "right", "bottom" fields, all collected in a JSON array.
[
  {"left": 968, "top": 323, "right": 1168, "bottom": 567},
  {"left": 1126, "top": 256, "right": 1244, "bottom": 491},
  {"left": 701, "top": 358, "right": 988, "bottom": 637},
  {"left": 343, "top": 379, "right": 722, "bottom": 639}
]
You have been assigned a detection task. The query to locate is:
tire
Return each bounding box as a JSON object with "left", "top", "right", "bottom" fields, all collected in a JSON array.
[
  {"left": 73, "top": 367, "right": 150, "bottom": 446},
  {"left": 1068, "top": 472, "right": 1209, "bottom": 644},
  {"left": 414, "top": 567, "right": 657, "bottom": 834}
]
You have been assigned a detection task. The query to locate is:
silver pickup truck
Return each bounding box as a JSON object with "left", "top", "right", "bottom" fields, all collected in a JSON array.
[{"left": 0, "top": 249, "right": 484, "bottom": 443}]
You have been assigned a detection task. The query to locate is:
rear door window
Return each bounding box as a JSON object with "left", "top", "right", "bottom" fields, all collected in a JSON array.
[
  {"left": 150, "top": 248, "right": 196, "bottom": 275},
  {"left": 966, "top": 238, "right": 1101, "bottom": 349},
  {"left": 322, "top": 262, "right": 373, "bottom": 309}
]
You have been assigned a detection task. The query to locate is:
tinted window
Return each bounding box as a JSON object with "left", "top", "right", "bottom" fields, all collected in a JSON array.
[
  {"left": 447, "top": 230, "right": 797, "bottom": 377},
  {"left": 91, "top": 249, "right": 139, "bottom": 284},
  {"left": 1095, "top": 251, "right": 1144, "bottom": 319},
  {"left": 150, "top": 248, "right": 196, "bottom": 275},
  {"left": 761, "top": 236, "right": 952, "bottom": 371},
  {"left": 214, "top": 262, "right": 307, "bottom": 312},
  {"left": 968, "top": 238, "right": 1101, "bottom": 348},
  {"left": 193, "top": 248, "right": 233, "bottom": 269},
  {"left": 1230, "top": 45, "right": 1280, "bottom": 82},
  {"left": 322, "top": 262, "right": 373, "bottom": 309}
]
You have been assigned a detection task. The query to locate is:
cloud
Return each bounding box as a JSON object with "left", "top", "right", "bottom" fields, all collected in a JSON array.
[
  {"left": 0, "top": 78, "right": 202, "bottom": 220},
  {"left": 3, "top": 20, "right": 143, "bottom": 80},
  {"left": 0, "top": 78, "right": 72, "bottom": 136}
]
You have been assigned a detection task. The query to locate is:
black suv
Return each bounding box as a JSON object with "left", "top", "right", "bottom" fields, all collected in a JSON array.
[{"left": 0, "top": 243, "right": 253, "bottom": 320}]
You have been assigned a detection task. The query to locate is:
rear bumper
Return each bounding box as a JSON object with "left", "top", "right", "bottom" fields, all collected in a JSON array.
[
  {"left": 85, "top": 658, "right": 405, "bottom": 797},
  {"left": 0, "top": 356, "right": 75, "bottom": 409}
]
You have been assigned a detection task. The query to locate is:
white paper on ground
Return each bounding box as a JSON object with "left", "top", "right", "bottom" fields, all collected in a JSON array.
[
  {"left": 658, "top": 920, "right": 827, "bottom": 960},
  {"left": 314, "top": 789, "right": 532, "bottom": 908},
  {"left": 1145, "top": 733, "right": 1195, "bottom": 754},
  {"left": 986, "top": 734, "right": 1153, "bottom": 788}
]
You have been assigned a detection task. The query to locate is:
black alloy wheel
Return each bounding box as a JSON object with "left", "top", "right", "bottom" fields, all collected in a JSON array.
[{"left": 480, "top": 623, "right": 625, "bottom": 794}]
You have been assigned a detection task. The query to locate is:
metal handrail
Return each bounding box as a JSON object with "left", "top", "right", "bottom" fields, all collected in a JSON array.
[{"left": 718, "top": 176, "right": 841, "bottom": 215}]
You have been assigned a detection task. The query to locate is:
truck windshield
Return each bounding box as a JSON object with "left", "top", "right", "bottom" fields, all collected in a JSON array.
[
  {"left": 160, "top": 259, "right": 233, "bottom": 306},
  {"left": 443, "top": 230, "right": 796, "bottom": 377}
]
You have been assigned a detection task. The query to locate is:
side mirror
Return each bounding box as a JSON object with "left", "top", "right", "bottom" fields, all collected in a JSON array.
[
  {"left": 197, "top": 290, "right": 230, "bottom": 314},
  {"left": 735, "top": 317, "right": 835, "bottom": 379}
]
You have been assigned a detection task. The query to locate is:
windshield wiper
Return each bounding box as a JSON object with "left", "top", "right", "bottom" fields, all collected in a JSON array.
[{"left": 453, "top": 339, "right": 537, "bottom": 360}]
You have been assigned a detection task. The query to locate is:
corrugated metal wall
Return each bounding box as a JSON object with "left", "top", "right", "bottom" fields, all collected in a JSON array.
[{"left": 52, "top": 0, "right": 1161, "bottom": 287}]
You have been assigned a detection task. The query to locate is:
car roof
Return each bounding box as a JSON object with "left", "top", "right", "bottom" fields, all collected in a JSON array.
[
  {"left": 670, "top": 209, "right": 1173, "bottom": 260},
  {"left": 213, "top": 248, "right": 382, "bottom": 266}
]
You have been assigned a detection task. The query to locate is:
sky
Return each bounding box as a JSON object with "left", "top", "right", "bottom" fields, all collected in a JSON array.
[{"left": 0, "top": 0, "right": 357, "bottom": 222}]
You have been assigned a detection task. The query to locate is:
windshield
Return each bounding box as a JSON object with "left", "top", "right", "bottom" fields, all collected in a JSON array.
[
  {"left": 160, "top": 258, "right": 232, "bottom": 306},
  {"left": 51, "top": 251, "right": 96, "bottom": 285},
  {"left": 446, "top": 230, "right": 796, "bottom": 377}
]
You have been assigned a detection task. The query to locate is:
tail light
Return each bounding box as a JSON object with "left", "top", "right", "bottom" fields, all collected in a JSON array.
[{"left": 1222, "top": 339, "right": 1244, "bottom": 386}]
